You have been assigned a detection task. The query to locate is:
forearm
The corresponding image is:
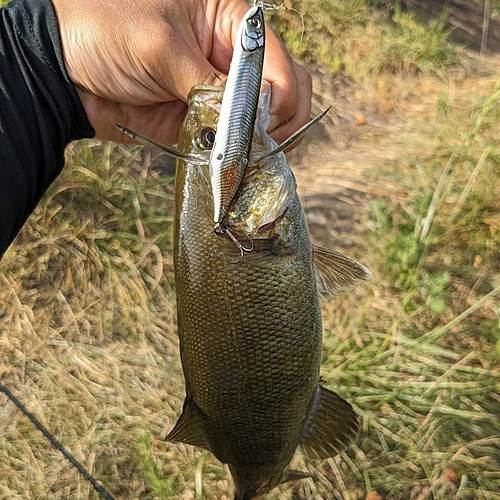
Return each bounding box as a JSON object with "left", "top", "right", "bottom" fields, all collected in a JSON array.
[{"left": 0, "top": 0, "right": 94, "bottom": 257}]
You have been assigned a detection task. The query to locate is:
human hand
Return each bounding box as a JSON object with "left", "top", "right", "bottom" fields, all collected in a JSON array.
[{"left": 51, "top": 0, "right": 312, "bottom": 145}]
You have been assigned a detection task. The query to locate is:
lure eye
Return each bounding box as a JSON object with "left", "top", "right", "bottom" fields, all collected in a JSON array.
[
  {"left": 197, "top": 127, "right": 216, "bottom": 150},
  {"left": 252, "top": 17, "right": 262, "bottom": 29}
]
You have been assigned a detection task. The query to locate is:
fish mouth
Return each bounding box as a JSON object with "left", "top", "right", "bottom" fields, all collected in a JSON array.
[
  {"left": 226, "top": 203, "right": 283, "bottom": 237},
  {"left": 255, "top": 208, "right": 288, "bottom": 235},
  {"left": 225, "top": 164, "right": 296, "bottom": 236}
]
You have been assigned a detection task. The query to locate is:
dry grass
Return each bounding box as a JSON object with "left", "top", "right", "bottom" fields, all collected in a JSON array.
[
  {"left": 301, "top": 49, "right": 500, "bottom": 498},
  {"left": 0, "top": 143, "right": 186, "bottom": 498}
]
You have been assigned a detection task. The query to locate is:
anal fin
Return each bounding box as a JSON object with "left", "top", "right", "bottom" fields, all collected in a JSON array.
[
  {"left": 299, "top": 385, "right": 358, "bottom": 460},
  {"left": 166, "top": 397, "right": 213, "bottom": 453}
]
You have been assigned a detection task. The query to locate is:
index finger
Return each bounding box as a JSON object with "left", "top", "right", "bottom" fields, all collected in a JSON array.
[{"left": 246, "top": 14, "right": 313, "bottom": 143}]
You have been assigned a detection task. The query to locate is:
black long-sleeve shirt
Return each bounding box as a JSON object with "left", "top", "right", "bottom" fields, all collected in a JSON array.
[{"left": 0, "top": 0, "right": 94, "bottom": 258}]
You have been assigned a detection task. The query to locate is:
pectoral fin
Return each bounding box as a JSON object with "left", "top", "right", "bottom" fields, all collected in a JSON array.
[
  {"left": 166, "top": 397, "right": 213, "bottom": 453},
  {"left": 116, "top": 124, "right": 210, "bottom": 164},
  {"left": 313, "top": 246, "right": 373, "bottom": 300},
  {"left": 299, "top": 385, "right": 358, "bottom": 460}
]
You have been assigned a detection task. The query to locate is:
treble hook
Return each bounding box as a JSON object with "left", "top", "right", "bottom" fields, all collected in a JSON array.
[
  {"left": 211, "top": 72, "right": 226, "bottom": 87},
  {"left": 214, "top": 223, "right": 255, "bottom": 264}
]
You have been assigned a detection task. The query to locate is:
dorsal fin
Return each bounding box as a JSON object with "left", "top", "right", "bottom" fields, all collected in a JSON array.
[
  {"left": 165, "top": 398, "right": 213, "bottom": 452},
  {"left": 299, "top": 385, "right": 358, "bottom": 460},
  {"left": 312, "top": 246, "right": 372, "bottom": 300}
]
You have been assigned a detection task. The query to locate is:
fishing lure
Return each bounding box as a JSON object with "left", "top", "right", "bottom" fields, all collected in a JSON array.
[{"left": 209, "top": 6, "right": 265, "bottom": 236}]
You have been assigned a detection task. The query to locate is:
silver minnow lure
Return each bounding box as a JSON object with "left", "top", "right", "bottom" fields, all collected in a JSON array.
[{"left": 210, "top": 6, "right": 265, "bottom": 234}]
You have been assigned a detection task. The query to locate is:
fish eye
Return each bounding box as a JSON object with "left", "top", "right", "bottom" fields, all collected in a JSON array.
[{"left": 197, "top": 127, "right": 216, "bottom": 150}]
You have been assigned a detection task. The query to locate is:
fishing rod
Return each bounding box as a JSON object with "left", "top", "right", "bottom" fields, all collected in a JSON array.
[{"left": 0, "top": 382, "right": 115, "bottom": 500}]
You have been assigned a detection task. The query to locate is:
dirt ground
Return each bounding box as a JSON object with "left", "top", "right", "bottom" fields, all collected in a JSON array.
[{"left": 288, "top": 69, "right": 417, "bottom": 250}]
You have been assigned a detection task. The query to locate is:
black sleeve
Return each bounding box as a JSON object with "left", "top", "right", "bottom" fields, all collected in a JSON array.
[{"left": 0, "top": 0, "right": 94, "bottom": 258}]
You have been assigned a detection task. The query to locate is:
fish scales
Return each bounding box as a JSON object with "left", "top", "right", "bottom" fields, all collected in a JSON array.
[
  {"left": 175, "top": 183, "right": 320, "bottom": 496},
  {"left": 168, "top": 84, "right": 372, "bottom": 500},
  {"left": 177, "top": 144, "right": 320, "bottom": 466}
]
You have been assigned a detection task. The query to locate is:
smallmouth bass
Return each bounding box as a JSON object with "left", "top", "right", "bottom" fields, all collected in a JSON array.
[{"left": 166, "top": 83, "right": 372, "bottom": 499}]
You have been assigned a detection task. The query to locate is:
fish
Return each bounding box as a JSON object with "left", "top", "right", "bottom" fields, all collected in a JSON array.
[
  {"left": 209, "top": 5, "right": 265, "bottom": 234},
  {"left": 163, "top": 82, "right": 373, "bottom": 500}
]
